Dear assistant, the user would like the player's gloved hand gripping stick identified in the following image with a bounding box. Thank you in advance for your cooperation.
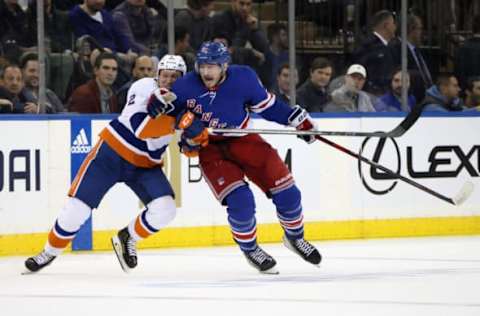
[176,111,209,157]
[287,106,317,144]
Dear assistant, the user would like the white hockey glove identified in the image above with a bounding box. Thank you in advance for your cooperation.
[146,88,177,118]
[287,105,317,144]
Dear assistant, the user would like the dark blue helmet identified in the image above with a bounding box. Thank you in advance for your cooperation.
[196,41,231,67]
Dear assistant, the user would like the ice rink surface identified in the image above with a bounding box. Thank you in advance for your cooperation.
[1,236,480,316]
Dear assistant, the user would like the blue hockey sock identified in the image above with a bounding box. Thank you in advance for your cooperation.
[272,185,304,239]
[225,185,257,252]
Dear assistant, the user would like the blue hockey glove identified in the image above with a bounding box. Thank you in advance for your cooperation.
[178,133,204,158]
[176,111,209,157]
[146,88,176,118]
[176,111,209,147]
[287,105,317,144]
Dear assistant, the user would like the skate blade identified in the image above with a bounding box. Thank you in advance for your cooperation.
[245,258,279,275]
[111,236,131,274]
[260,267,280,275]
[21,270,37,275]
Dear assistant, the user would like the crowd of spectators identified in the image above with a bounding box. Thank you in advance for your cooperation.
[0,0,479,115]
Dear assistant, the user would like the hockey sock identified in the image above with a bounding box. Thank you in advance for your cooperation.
[128,196,176,241]
[225,185,257,251]
[45,197,92,256]
[228,216,257,252]
[272,185,304,239]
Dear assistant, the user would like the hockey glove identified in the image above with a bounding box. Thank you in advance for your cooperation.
[287,105,317,144]
[176,111,209,157]
[146,88,176,118]
[176,111,209,147]
[178,134,204,158]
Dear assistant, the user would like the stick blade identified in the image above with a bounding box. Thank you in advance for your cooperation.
[453,181,475,206]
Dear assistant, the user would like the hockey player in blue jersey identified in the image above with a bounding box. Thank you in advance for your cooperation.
[149,42,321,274]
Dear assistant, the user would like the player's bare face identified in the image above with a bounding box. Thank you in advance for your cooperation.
[158,69,181,89]
[199,64,223,89]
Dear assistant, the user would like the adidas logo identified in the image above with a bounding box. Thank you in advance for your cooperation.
[71,128,92,154]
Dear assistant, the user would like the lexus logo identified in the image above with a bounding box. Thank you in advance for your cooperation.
[358,136,479,196]
[358,136,401,195]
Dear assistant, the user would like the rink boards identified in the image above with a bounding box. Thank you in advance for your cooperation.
[0,113,479,256]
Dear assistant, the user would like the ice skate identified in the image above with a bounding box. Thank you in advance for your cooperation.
[111,227,137,272]
[24,251,56,273]
[283,235,321,266]
[243,246,279,274]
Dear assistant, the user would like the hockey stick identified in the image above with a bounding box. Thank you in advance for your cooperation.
[314,135,474,206]
[209,104,425,138]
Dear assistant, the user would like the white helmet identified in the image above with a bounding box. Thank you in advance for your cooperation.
[157,54,187,76]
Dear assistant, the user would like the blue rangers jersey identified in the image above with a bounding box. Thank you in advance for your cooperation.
[170,65,295,132]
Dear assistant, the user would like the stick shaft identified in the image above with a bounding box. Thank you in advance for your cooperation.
[314,135,455,205]
[208,127,390,137]
[210,105,425,138]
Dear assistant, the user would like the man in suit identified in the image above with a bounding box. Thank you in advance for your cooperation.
[455,15,480,89]
[68,52,119,113]
[353,10,397,95]
[390,14,433,102]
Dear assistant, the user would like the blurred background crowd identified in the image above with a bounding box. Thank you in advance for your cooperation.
[0,0,479,114]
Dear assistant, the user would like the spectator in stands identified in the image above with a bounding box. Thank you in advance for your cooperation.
[173,26,195,72]
[353,10,397,95]
[0,64,39,113]
[20,53,65,113]
[272,63,297,106]
[0,0,30,63]
[390,14,433,102]
[112,0,163,55]
[375,68,416,112]
[296,57,333,112]
[116,55,154,110]
[455,15,480,88]
[422,74,463,112]
[65,36,101,99]
[0,64,14,113]
[211,31,263,71]
[25,0,72,53]
[463,76,480,109]
[211,0,269,79]
[175,0,214,51]
[324,64,376,112]
[69,0,137,62]
[68,52,119,113]
[263,23,289,90]
[156,26,195,72]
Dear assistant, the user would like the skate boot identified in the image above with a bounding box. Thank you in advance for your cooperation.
[283,235,321,265]
[111,227,137,272]
[243,246,279,274]
[25,251,56,273]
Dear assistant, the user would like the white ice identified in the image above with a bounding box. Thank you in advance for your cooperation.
[1,236,480,316]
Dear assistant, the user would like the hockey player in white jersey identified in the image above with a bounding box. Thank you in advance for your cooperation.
[24,54,208,273]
